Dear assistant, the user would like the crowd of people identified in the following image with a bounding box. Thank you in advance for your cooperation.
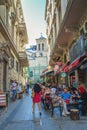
[31,81,87,116]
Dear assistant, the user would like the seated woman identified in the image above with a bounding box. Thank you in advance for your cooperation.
[42,87,51,109]
[71,90,81,101]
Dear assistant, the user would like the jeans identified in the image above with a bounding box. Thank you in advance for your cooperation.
[12,90,17,101]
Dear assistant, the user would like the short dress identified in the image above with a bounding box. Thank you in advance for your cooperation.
[33,92,41,103]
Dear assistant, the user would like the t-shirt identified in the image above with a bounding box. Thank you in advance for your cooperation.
[12,82,17,90]
[61,92,71,101]
[51,88,56,94]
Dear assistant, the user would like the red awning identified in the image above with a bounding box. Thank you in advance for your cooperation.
[60,61,70,71]
[57,61,70,74]
[64,54,87,72]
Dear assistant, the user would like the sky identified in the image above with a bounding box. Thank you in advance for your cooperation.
[21,0,46,47]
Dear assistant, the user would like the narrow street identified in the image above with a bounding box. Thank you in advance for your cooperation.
[0,89,87,130]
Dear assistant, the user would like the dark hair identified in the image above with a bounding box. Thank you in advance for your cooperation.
[33,83,41,93]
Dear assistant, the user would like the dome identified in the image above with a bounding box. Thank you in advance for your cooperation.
[39,33,45,39]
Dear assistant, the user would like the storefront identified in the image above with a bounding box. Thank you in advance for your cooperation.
[64,55,87,87]
[56,35,87,88]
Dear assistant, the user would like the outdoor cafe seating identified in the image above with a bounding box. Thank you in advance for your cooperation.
[41,86,87,118]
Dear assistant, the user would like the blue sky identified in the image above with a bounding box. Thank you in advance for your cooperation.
[21,0,46,47]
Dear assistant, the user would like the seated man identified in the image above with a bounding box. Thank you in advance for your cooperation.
[60,87,71,116]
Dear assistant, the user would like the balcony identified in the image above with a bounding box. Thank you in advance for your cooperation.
[19,51,29,67]
[56,0,87,47]
[69,35,87,62]
[18,22,28,44]
[0,16,18,56]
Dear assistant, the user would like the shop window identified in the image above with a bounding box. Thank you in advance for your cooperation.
[78,69,85,83]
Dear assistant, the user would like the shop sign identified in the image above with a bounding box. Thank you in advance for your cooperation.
[61,72,66,77]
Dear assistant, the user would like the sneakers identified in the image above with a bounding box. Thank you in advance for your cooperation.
[66,111,70,115]
[62,111,70,116]
[62,113,67,117]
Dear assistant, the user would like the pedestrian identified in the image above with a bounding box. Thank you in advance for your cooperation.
[31,82,42,115]
[12,80,17,101]
[27,83,30,94]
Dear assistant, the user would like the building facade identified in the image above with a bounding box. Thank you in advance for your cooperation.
[0,0,29,92]
[27,35,48,82]
[45,0,87,88]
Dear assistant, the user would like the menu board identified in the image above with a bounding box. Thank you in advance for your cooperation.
[0,92,6,107]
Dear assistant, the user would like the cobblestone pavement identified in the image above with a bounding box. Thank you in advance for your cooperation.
[0,90,87,130]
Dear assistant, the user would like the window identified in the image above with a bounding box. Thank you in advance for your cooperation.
[40,53,43,57]
[42,43,44,50]
[38,44,40,50]
[16,61,18,72]
[30,71,33,77]
[11,54,14,68]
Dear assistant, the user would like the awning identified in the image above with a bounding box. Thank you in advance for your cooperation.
[45,70,54,76]
[57,61,70,74]
[64,54,87,72]
[42,68,48,73]
[60,61,70,72]
[40,73,45,78]
[40,70,53,78]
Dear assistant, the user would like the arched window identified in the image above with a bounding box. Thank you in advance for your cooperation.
[42,43,44,50]
[38,44,40,50]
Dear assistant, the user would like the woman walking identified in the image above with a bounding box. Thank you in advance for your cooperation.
[31,82,42,115]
